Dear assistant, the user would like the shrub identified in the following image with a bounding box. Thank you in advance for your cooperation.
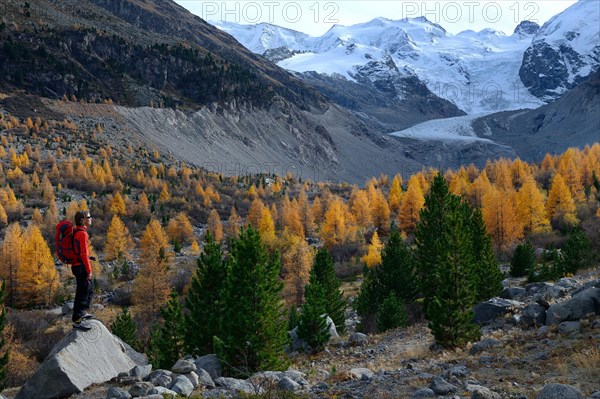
[377,294,408,332]
[510,241,536,277]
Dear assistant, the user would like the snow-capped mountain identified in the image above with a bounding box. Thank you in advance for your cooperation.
[519,0,600,101]
[211,1,599,115]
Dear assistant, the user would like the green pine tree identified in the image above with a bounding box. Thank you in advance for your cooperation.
[288,306,300,332]
[297,283,331,352]
[471,208,503,301]
[377,293,408,332]
[149,290,185,370]
[184,232,227,356]
[510,241,536,278]
[309,248,346,334]
[354,265,383,333]
[0,281,8,391]
[558,227,591,276]
[111,307,138,350]
[217,226,288,376]
[379,227,416,301]
[415,175,480,349]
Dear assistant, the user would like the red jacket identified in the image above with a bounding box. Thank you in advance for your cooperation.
[73,226,93,276]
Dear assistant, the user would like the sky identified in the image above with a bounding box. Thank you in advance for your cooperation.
[174,0,578,36]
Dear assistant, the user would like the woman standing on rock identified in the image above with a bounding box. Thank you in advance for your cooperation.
[71,210,96,331]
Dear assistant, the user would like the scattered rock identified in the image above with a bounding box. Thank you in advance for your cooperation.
[170,375,194,397]
[148,370,172,388]
[214,377,258,395]
[473,298,524,325]
[412,387,435,398]
[194,354,221,379]
[128,381,154,397]
[183,371,199,388]
[196,368,216,388]
[467,384,502,399]
[278,376,302,392]
[546,288,600,325]
[536,383,583,399]
[429,376,457,395]
[520,304,547,327]
[470,339,501,355]
[150,386,177,398]
[348,332,368,346]
[500,287,525,300]
[172,359,196,374]
[106,386,132,399]
[61,301,74,315]
[130,365,152,380]
[558,321,581,334]
[350,368,374,381]
[446,365,469,378]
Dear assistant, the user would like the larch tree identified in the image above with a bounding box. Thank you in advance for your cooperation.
[105,215,135,261]
[258,206,276,247]
[398,175,425,234]
[110,192,126,216]
[132,219,173,321]
[280,196,304,238]
[0,223,22,307]
[361,231,383,268]
[247,198,264,228]
[216,226,288,376]
[350,189,372,231]
[0,204,6,226]
[227,207,242,238]
[370,188,391,236]
[207,209,224,242]
[516,179,550,234]
[388,174,403,214]
[482,186,523,252]
[297,189,316,236]
[185,232,227,356]
[546,173,578,226]
[137,192,151,217]
[166,212,195,245]
[279,231,314,308]
[322,198,353,248]
[18,224,59,307]
[467,170,492,208]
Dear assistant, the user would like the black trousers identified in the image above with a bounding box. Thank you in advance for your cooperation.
[71,265,94,322]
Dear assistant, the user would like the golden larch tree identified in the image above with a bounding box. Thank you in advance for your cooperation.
[207,209,224,242]
[467,170,492,208]
[361,231,383,268]
[227,207,242,238]
[132,219,173,319]
[370,189,390,236]
[158,183,170,204]
[1,222,23,307]
[322,197,355,248]
[18,224,59,307]
[482,186,523,251]
[279,231,315,308]
[546,173,578,225]
[280,196,304,238]
[297,189,315,236]
[350,189,372,230]
[388,174,403,213]
[258,206,276,247]
[516,179,550,234]
[247,198,264,228]
[166,212,195,245]
[110,192,127,215]
[105,215,135,261]
[398,175,425,234]
[0,203,7,226]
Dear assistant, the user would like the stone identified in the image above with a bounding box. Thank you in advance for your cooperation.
[278,376,302,391]
[473,298,524,325]
[348,332,368,346]
[183,371,199,388]
[62,301,74,315]
[467,384,502,399]
[350,368,374,381]
[546,288,600,325]
[170,375,194,397]
[128,381,154,397]
[172,359,196,374]
[15,320,146,399]
[150,386,178,398]
[469,339,501,355]
[521,304,547,327]
[429,376,457,395]
[194,354,221,379]
[200,389,235,398]
[214,377,258,395]
[500,287,525,300]
[196,368,216,388]
[130,365,152,380]
[412,388,435,398]
[106,386,132,399]
[587,391,600,399]
[536,383,583,399]
[148,370,172,387]
[446,366,469,378]
[558,321,581,334]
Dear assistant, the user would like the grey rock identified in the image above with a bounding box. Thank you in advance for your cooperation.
[148,370,172,387]
[348,332,368,346]
[200,389,235,398]
[525,282,552,295]
[536,383,583,399]
[521,304,547,327]
[214,377,258,394]
[473,297,524,325]
[555,277,579,290]
[350,368,374,381]
[15,320,146,399]
[172,359,196,374]
[446,366,469,378]
[429,376,457,395]
[61,301,74,315]
[548,285,569,299]
[314,381,329,391]
[194,354,221,379]
[573,279,600,296]
[129,381,154,397]
[278,376,302,392]
[546,288,600,325]
[196,368,216,388]
[500,287,525,300]
[149,386,177,398]
[470,339,501,355]
[130,365,152,380]
[183,371,199,388]
[467,384,502,399]
[106,387,132,399]
[412,388,435,398]
[588,391,600,399]
[137,395,162,399]
[284,369,307,385]
[170,375,194,397]
[558,321,581,334]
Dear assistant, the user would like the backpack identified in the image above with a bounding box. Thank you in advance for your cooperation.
[55,220,84,264]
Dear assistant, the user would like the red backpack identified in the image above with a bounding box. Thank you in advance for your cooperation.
[55,220,84,264]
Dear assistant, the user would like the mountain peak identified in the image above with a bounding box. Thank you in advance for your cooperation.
[513,20,540,36]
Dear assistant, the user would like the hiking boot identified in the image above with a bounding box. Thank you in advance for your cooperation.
[73,321,92,331]
[81,313,95,320]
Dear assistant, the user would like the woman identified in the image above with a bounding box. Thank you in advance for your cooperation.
[72,210,95,331]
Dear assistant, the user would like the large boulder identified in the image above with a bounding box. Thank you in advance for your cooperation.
[545,288,600,325]
[473,298,524,325]
[15,320,147,399]
[536,383,583,399]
